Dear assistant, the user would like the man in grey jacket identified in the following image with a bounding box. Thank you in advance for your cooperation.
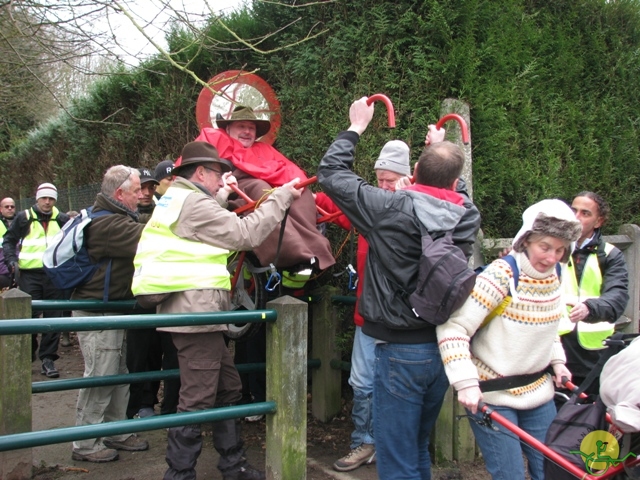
[318,97,481,480]
[132,141,302,480]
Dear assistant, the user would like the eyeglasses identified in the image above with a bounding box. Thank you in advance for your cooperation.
[202,166,223,177]
[2,205,15,209]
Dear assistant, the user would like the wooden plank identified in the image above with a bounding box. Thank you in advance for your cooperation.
[310,286,342,423]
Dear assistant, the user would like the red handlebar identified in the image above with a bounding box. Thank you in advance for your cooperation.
[366,94,396,128]
[435,113,470,145]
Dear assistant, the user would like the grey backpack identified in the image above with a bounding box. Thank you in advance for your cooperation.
[408,226,476,326]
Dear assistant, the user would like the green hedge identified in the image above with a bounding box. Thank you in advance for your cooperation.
[2,0,640,241]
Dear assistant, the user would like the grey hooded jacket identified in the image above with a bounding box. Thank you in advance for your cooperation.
[318,131,481,344]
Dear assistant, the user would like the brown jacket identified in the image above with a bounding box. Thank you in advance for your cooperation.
[157,177,294,333]
[231,172,335,270]
[72,194,145,301]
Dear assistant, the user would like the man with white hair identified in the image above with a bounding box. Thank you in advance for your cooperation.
[70,166,149,463]
[3,182,69,377]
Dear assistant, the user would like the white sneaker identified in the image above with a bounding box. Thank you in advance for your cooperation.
[244,414,265,422]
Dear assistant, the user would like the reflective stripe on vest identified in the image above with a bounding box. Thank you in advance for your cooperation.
[19,207,61,269]
[132,186,230,295]
[559,243,615,350]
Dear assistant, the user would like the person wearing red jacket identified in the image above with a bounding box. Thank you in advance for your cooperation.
[192,106,335,273]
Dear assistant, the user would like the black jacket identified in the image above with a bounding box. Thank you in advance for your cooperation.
[3,205,69,269]
[562,229,630,377]
[318,131,481,344]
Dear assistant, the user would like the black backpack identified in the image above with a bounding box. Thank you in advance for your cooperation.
[408,225,477,326]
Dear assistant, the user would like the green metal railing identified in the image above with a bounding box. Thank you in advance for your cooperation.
[31,299,139,312]
[0,310,276,334]
[32,360,322,394]
[0,403,276,452]
[331,295,356,306]
[0,308,277,452]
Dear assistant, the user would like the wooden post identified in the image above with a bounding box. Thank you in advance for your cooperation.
[310,286,342,422]
[617,224,640,332]
[0,289,32,480]
[265,296,307,480]
[433,99,477,463]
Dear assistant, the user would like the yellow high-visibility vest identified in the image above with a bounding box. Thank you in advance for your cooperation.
[560,243,615,350]
[18,207,61,269]
[132,186,230,295]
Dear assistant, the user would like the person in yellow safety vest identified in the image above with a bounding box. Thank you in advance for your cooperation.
[132,141,302,480]
[0,197,16,288]
[559,191,630,395]
[2,183,70,378]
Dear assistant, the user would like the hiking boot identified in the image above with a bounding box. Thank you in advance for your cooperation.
[223,464,266,480]
[333,443,376,472]
[60,332,72,347]
[103,434,149,451]
[41,358,59,378]
[72,448,119,463]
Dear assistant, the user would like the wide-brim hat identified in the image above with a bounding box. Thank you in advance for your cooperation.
[174,141,233,173]
[216,105,272,139]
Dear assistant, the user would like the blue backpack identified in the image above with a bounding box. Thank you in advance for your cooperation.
[476,255,561,327]
[43,207,113,299]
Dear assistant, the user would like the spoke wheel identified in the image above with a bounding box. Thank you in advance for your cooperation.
[226,253,266,341]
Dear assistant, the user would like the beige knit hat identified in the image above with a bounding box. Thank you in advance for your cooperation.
[36,183,58,201]
[374,140,411,176]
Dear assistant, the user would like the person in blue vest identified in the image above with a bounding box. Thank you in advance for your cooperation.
[559,191,630,395]
[3,183,69,377]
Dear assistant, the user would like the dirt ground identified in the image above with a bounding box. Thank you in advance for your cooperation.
[28,334,491,480]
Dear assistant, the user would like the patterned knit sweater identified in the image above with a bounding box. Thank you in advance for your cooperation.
[436,252,567,410]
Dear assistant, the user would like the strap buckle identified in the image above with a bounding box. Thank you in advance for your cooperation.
[347,264,358,291]
[265,264,281,292]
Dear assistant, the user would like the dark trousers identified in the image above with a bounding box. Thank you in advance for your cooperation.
[164,331,244,480]
[126,328,180,418]
[20,268,63,361]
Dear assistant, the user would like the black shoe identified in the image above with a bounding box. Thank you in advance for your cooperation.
[41,358,59,378]
[223,465,266,480]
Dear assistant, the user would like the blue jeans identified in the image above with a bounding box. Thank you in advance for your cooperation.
[467,400,557,480]
[348,326,376,448]
[373,342,449,480]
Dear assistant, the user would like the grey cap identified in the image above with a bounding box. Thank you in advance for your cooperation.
[374,140,411,176]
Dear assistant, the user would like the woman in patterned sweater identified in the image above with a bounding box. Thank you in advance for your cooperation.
[437,199,582,480]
